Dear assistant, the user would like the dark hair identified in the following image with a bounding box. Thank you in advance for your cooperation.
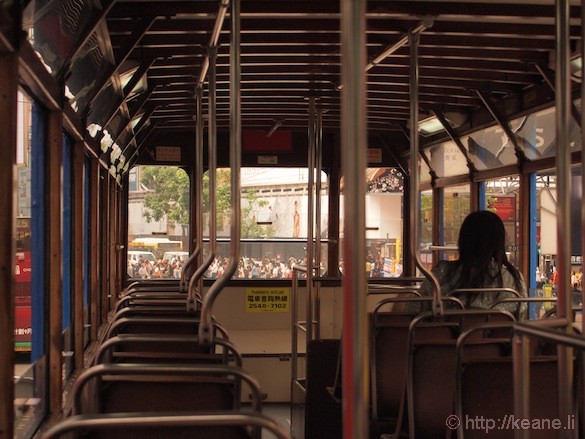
[447,210,523,291]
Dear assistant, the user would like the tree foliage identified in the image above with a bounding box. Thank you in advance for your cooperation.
[141,166,190,225]
[140,166,273,238]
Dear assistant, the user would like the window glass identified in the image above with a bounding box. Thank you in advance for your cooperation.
[203,168,329,279]
[340,168,404,278]
[365,168,404,278]
[429,139,468,178]
[441,185,471,250]
[22,0,101,76]
[468,124,518,169]
[127,165,190,280]
[534,169,582,309]
[483,176,521,266]
[419,189,433,270]
[15,89,47,438]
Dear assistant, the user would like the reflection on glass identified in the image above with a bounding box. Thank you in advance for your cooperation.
[483,176,520,266]
[23,0,98,76]
[442,185,471,249]
[419,190,433,270]
[429,140,468,177]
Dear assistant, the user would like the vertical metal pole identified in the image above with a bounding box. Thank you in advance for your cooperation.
[199,0,240,344]
[513,333,530,439]
[291,268,299,385]
[307,97,315,344]
[48,109,63,417]
[409,31,443,316]
[208,44,218,266]
[315,110,323,339]
[554,0,574,431]
[340,0,369,437]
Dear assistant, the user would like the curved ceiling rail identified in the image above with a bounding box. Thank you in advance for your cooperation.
[181,86,204,297]
[197,0,230,87]
[199,0,241,345]
[187,45,219,309]
[184,0,230,302]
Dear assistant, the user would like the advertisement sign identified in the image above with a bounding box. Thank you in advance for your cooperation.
[491,195,516,222]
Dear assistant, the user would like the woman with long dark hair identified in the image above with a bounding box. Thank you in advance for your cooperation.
[416,210,527,317]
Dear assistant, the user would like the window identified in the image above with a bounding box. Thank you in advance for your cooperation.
[127,165,190,280]
[340,168,404,278]
[203,168,329,279]
[14,89,47,438]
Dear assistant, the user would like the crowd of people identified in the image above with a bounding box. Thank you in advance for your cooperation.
[128,254,314,280]
[128,255,185,279]
[206,255,310,279]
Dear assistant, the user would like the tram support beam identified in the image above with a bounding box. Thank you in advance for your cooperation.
[101,59,157,133]
[80,17,156,121]
[73,142,85,372]
[475,90,528,167]
[0,51,18,439]
[534,63,581,129]
[48,109,64,418]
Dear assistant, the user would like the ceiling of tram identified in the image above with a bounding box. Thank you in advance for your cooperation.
[17,0,583,171]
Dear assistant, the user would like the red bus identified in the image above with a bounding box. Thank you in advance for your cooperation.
[15,218,31,352]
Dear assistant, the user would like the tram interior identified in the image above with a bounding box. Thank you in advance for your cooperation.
[2,0,585,438]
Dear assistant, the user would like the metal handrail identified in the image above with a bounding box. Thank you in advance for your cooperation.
[42,412,292,439]
[512,320,582,439]
[291,265,308,393]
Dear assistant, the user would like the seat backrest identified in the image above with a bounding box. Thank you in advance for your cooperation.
[95,335,240,367]
[459,357,558,439]
[73,364,262,416]
[370,298,465,438]
[406,310,515,438]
